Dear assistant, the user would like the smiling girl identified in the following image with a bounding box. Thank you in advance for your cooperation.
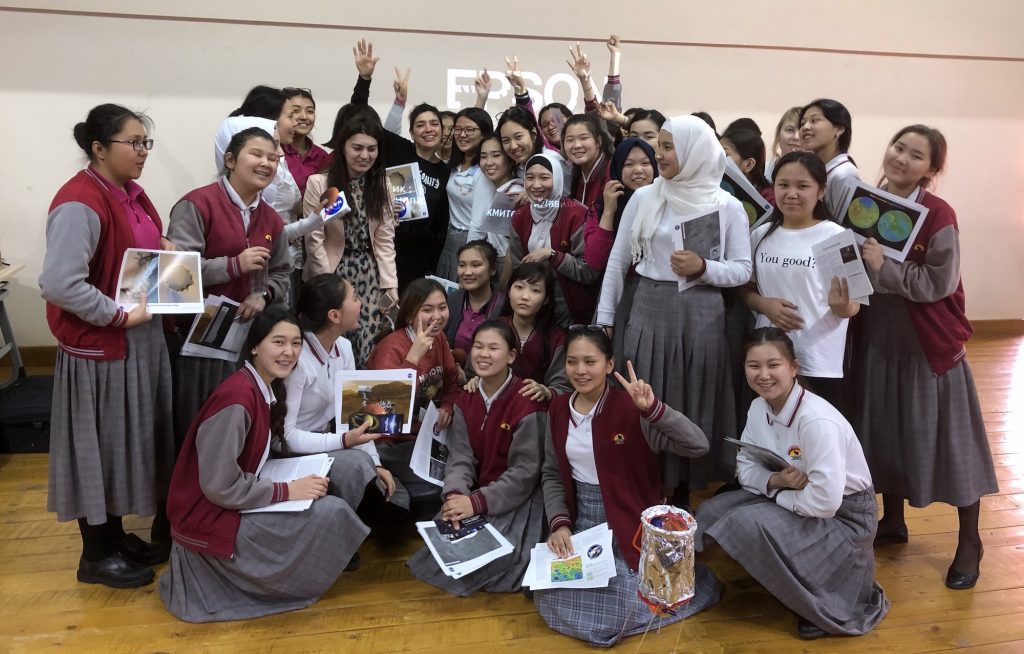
[408,320,548,595]
[765,106,802,180]
[168,127,291,446]
[799,99,859,220]
[467,135,525,262]
[696,328,888,640]
[561,114,614,211]
[445,240,506,361]
[534,328,719,646]
[160,308,366,622]
[850,125,997,590]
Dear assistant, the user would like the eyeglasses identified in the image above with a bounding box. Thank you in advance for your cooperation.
[107,139,154,152]
[452,127,480,136]
[568,324,604,333]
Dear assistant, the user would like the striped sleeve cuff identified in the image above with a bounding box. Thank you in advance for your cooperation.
[549,514,572,532]
[227,256,241,279]
[514,92,530,105]
[607,74,621,85]
[109,308,128,328]
[550,250,565,268]
[641,398,666,424]
[470,491,488,516]
[271,482,290,503]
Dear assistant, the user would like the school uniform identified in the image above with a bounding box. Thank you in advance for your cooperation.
[167,178,290,446]
[407,373,547,595]
[283,141,331,198]
[535,386,720,647]
[849,188,997,507]
[40,168,175,526]
[568,154,611,211]
[366,328,462,500]
[695,383,890,635]
[824,153,860,223]
[496,316,571,396]
[280,332,410,509]
[468,177,525,263]
[159,364,366,622]
[444,287,507,355]
[437,164,483,281]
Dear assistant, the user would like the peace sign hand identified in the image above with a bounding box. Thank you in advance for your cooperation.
[613,360,655,412]
[566,42,591,80]
[504,56,526,94]
[393,67,411,103]
[473,70,492,100]
[406,315,435,365]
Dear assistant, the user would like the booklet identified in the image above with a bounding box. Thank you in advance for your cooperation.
[179,295,252,362]
[115,248,204,314]
[724,437,789,472]
[415,519,514,578]
[835,179,929,262]
[335,369,417,434]
[671,207,724,292]
[522,523,616,590]
[477,192,519,236]
[387,163,429,222]
[241,453,333,513]
[809,229,874,303]
[720,160,773,231]
[410,402,449,487]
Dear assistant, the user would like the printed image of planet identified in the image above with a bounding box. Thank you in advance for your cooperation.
[878,210,913,243]
[720,179,736,195]
[742,201,758,225]
[847,197,879,228]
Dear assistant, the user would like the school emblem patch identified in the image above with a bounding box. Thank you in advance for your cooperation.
[787,446,802,460]
[612,433,625,445]
[500,422,511,431]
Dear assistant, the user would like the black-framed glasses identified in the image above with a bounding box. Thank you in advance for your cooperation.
[107,138,154,152]
[568,324,604,333]
[452,126,480,136]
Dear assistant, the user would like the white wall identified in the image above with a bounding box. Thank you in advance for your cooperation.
[1,1,1022,346]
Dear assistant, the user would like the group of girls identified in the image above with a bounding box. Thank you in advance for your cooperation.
[40,31,995,647]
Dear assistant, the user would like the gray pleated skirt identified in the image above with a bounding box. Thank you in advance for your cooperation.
[299,447,378,510]
[615,278,737,490]
[436,228,469,282]
[171,354,239,446]
[376,440,436,506]
[696,488,890,635]
[535,482,721,648]
[48,319,175,524]
[849,295,997,507]
[407,486,545,596]
[158,495,367,623]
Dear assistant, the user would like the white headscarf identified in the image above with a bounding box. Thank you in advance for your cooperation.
[526,152,565,224]
[629,115,730,263]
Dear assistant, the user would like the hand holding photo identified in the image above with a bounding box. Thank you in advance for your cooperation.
[116,248,204,314]
[836,180,929,262]
[387,163,429,221]
[336,369,418,435]
[721,159,773,230]
[671,208,724,292]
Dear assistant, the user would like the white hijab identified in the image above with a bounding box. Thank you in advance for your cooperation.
[526,152,564,224]
[630,115,729,263]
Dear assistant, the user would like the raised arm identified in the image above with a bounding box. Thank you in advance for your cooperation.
[350,38,379,105]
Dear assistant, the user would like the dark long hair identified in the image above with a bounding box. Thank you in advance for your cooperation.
[324,118,391,221]
[230,85,286,120]
[448,107,494,170]
[222,127,275,178]
[73,104,152,163]
[743,327,797,361]
[472,319,519,357]
[592,137,658,232]
[562,114,614,196]
[373,278,447,345]
[800,98,853,156]
[721,127,770,192]
[243,307,301,445]
[881,124,947,190]
[297,273,350,333]
[758,151,830,256]
[502,262,559,380]
[497,106,543,161]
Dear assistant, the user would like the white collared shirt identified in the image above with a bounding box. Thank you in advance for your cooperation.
[566,389,605,485]
[479,369,514,412]
[221,176,260,231]
[823,153,860,222]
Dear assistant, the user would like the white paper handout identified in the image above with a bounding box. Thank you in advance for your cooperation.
[522,523,616,590]
[835,180,930,262]
[809,229,874,302]
[335,369,418,434]
[477,192,518,236]
[387,163,429,221]
[721,159,773,232]
[672,207,725,292]
[115,248,204,314]
[724,437,789,472]
[179,295,252,362]
[415,520,514,578]
[411,402,449,487]
[241,453,333,513]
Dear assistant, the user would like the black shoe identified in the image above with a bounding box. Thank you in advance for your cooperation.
[116,533,170,566]
[797,617,828,640]
[77,552,155,589]
[873,524,909,546]
[945,544,984,590]
[344,551,361,572]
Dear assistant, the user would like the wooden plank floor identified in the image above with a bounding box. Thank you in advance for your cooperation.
[1,334,1022,653]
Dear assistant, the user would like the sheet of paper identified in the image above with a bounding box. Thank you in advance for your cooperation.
[335,368,418,434]
[809,229,874,301]
[721,159,772,231]
[477,192,518,236]
[179,295,252,362]
[410,402,448,487]
[672,208,724,292]
[241,453,332,513]
[416,520,514,578]
[523,523,616,590]
[115,248,204,314]
[835,180,930,262]
[724,437,789,472]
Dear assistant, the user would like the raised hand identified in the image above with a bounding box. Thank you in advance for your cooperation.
[596,100,626,125]
[393,67,411,103]
[353,38,379,80]
[504,55,526,95]
[606,34,621,55]
[406,315,435,364]
[613,360,655,412]
[473,70,492,99]
[566,41,591,80]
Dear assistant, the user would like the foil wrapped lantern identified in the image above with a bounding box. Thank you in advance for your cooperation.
[636,505,697,614]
